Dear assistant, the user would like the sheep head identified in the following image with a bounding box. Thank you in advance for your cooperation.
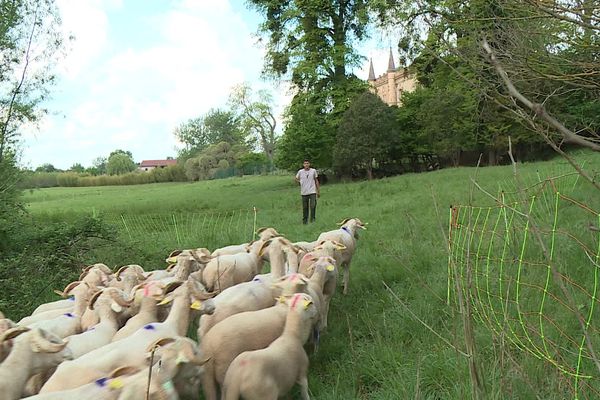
[89,287,133,313]
[272,273,310,298]
[256,227,281,241]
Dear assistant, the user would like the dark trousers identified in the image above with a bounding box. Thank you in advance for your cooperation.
[302,193,317,224]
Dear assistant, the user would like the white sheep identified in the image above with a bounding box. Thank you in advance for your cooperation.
[39,278,215,392]
[111,281,165,342]
[259,236,300,277]
[21,281,94,326]
[197,273,309,338]
[200,294,304,400]
[221,293,317,400]
[298,239,345,276]
[202,244,265,293]
[65,287,133,359]
[0,327,73,400]
[304,256,337,332]
[317,218,367,294]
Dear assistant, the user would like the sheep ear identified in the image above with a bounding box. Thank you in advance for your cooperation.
[1,326,30,342]
[146,337,176,353]
[110,366,140,378]
[256,227,267,234]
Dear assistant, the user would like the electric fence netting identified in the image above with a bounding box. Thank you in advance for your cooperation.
[112,208,258,250]
[448,172,600,399]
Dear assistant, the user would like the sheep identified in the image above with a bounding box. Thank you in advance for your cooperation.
[66,287,133,359]
[303,256,337,332]
[0,318,16,362]
[39,278,215,392]
[197,273,310,338]
[108,264,146,293]
[316,218,366,294]
[27,281,98,339]
[21,281,94,326]
[202,243,265,293]
[200,294,310,400]
[111,281,165,342]
[259,236,300,277]
[211,242,254,257]
[0,327,73,400]
[298,239,345,276]
[222,293,317,400]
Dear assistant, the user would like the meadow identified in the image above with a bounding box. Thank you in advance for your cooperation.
[23,150,600,399]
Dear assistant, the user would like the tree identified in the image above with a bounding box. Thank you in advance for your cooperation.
[333,91,399,179]
[0,0,64,163]
[203,108,244,146]
[69,163,85,173]
[35,163,58,173]
[106,151,136,175]
[228,83,277,165]
[247,0,376,168]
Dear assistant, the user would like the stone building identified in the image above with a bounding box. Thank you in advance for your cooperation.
[368,48,417,106]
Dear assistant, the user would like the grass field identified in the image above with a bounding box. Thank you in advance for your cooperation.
[23,150,600,399]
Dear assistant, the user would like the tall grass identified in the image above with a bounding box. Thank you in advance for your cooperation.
[21,150,600,399]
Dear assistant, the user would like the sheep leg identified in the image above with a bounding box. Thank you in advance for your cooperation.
[342,263,350,295]
[202,362,219,400]
[322,295,331,331]
[298,375,310,400]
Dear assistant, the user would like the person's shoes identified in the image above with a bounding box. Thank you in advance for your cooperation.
[303,221,308,225]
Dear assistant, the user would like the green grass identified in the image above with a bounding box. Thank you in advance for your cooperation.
[22,150,600,399]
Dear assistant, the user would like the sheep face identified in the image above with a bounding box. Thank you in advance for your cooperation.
[26,328,73,371]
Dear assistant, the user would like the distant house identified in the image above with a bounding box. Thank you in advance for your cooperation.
[138,159,177,172]
[367,48,417,107]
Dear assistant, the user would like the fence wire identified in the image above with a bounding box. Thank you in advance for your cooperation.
[449,173,600,399]
[110,208,258,250]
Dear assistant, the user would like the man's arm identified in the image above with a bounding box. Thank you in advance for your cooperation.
[294,171,300,184]
[314,174,320,197]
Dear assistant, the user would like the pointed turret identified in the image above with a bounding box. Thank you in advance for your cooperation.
[387,47,396,71]
[368,58,375,81]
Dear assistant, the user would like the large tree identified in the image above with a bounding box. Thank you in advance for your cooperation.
[106,150,136,175]
[248,0,376,168]
[228,83,277,165]
[333,91,399,179]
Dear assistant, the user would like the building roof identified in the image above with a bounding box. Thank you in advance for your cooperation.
[387,47,396,71]
[368,58,376,81]
[139,159,177,167]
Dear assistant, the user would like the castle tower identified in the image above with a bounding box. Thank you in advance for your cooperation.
[386,47,398,105]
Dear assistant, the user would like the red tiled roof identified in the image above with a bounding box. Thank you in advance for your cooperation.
[139,159,177,167]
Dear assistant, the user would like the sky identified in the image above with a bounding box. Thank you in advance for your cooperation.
[20,0,400,170]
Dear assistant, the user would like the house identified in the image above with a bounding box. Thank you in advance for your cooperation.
[138,159,177,172]
[367,48,417,107]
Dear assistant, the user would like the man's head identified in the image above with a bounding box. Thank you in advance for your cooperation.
[303,159,310,170]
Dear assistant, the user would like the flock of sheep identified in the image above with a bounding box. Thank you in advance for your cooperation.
[0,217,367,399]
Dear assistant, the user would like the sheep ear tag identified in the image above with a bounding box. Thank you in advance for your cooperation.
[176,353,190,364]
[111,303,123,313]
[303,300,312,310]
[190,300,202,310]
[158,296,173,306]
[326,265,335,272]
[108,378,124,390]
[166,256,178,264]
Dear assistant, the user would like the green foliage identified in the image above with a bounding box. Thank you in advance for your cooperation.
[175,108,245,161]
[0,0,64,162]
[35,163,58,172]
[333,91,399,179]
[184,141,249,181]
[69,163,85,173]
[106,151,137,175]
[0,215,116,319]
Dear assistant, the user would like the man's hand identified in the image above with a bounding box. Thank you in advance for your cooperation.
[317,192,320,198]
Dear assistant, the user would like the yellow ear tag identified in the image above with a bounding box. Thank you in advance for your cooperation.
[277,296,286,304]
[190,300,202,310]
[108,378,124,390]
[176,353,190,364]
[158,296,172,306]
[303,300,312,310]
[166,256,178,264]
[326,265,335,272]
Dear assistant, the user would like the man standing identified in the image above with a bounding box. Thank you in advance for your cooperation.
[295,159,320,224]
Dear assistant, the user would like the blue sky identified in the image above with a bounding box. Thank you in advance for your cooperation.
[21,0,399,170]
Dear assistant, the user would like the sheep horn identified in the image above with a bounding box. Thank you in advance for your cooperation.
[337,218,351,226]
[163,281,184,295]
[57,281,82,298]
[168,249,183,258]
[256,227,267,234]
[88,289,104,310]
[30,328,68,353]
[114,265,130,281]
[109,289,134,307]
[1,326,30,342]
[94,264,113,275]
[258,239,272,257]
[146,337,176,353]
[109,366,141,378]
